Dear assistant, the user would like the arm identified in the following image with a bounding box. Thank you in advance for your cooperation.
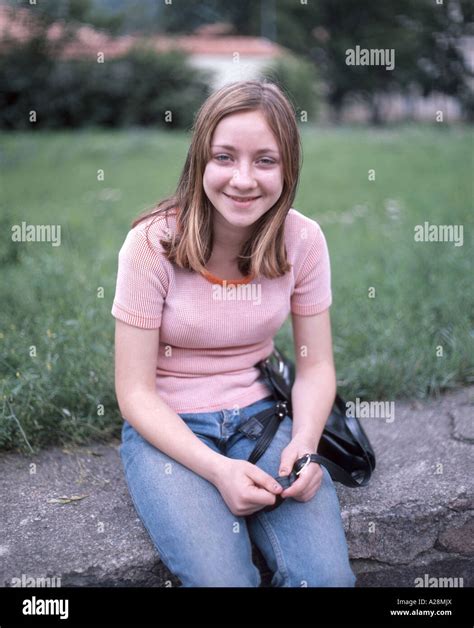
[288,222,335,448]
[114,319,281,514]
[278,309,336,500]
[290,308,336,449]
[114,319,226,485]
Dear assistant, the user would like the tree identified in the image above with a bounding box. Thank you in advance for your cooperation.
[143,0,474,123]
[273,0,473,123]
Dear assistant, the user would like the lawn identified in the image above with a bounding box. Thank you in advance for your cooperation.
[0,124,472,453]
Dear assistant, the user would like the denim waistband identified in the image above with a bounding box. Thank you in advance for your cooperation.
[177,394,276,446]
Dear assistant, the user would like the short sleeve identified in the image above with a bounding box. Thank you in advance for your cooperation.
[111,227,168,329]
[290,225,332,316]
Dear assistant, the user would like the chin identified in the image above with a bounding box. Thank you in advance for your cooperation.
[224,214,254,227]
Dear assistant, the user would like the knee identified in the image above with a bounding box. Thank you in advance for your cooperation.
[312,564,357,587]
[180,564,261,587]
[276,563,356,588]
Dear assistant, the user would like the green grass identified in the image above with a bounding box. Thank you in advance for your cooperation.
[0,125,473,453]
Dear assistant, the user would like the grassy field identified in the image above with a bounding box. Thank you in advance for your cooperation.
[0,125,473,453]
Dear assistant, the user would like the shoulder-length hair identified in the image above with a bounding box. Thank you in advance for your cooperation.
[133,79,302,279]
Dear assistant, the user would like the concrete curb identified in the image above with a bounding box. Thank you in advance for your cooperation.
[1,387,472,587]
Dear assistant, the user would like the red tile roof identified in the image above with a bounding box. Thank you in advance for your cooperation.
[0,6,284,59]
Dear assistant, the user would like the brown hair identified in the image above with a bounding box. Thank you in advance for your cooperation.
[133,79,302,279]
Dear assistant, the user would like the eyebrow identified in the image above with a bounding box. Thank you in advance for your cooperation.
[212,144,279,154]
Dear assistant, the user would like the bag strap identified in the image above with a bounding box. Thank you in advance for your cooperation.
[246,413,372,487]
[264,350,375,471]
[253,352,375,487]
[296,453,371,487]
[247,401,288,465]
[310,453,372,487]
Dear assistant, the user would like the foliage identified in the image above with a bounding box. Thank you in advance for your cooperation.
[260,54,321,122]
[0,44,212,130]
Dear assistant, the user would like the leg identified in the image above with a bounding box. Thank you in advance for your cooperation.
[119,420,260,587]
[227,414,357,587]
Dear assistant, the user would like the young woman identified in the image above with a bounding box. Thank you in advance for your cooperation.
[112,80,356,588]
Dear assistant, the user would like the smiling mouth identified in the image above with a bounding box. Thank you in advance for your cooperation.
[224,194,261,201]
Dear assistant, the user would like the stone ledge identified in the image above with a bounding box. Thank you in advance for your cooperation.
[1,386,472,587]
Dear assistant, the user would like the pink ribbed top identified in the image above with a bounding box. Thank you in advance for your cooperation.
[111,208,332,413]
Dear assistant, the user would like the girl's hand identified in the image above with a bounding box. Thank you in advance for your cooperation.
[278,436,323,502]
[213,458,283,517]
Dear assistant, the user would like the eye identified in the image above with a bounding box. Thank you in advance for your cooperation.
[213,154,277,165]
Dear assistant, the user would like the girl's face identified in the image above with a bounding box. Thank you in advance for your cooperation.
[203,110,284,231]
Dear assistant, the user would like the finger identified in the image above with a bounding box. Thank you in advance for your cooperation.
[298,463,323,485]
[278,449,298,477]
[286,481,317,502]
[293,488,317,503]
[248,466,282,495]
[246,485,278,506]
[290,474,323,502]
[281,474,311,498]
[281,467,321,498]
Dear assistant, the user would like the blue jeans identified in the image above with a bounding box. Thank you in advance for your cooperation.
[119,395,356,587]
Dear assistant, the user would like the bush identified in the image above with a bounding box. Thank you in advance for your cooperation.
[0,43,212,130]
[259,54,321,123]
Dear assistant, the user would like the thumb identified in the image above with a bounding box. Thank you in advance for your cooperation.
[278,445,299,477]
[248,465,282,495]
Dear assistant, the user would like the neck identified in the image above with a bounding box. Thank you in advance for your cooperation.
[212,213,252,260]
[211,238,241,261]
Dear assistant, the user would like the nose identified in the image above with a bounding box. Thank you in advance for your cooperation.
[230,164,258,192]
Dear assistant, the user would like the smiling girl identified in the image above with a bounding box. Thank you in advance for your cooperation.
[112,80,356,587]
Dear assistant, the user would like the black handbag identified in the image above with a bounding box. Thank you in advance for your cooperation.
[239,347,376,492]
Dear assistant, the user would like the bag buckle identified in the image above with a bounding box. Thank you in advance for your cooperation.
[295,453,312,476]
